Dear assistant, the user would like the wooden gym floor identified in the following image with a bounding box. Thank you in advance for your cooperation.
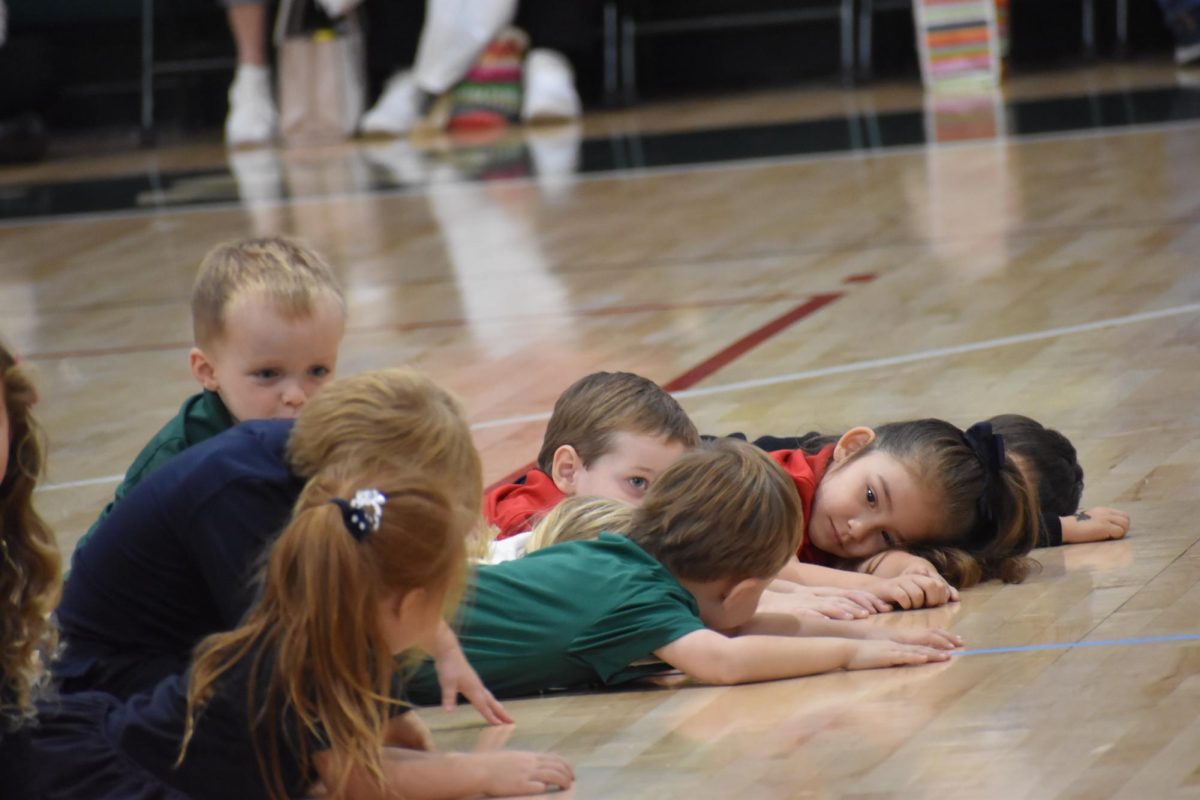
[3,62,1199,798]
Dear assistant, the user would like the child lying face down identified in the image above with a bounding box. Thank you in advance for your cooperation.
[410,439,960,703]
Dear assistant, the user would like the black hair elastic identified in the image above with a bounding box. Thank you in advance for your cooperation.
[962,421,1006,531]
[329,488,387,542]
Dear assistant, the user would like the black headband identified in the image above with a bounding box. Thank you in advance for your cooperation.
[962,421,1006,533]
[329,489,387,542]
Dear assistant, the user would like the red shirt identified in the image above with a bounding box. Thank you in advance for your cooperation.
[484,469,567,540]
[769,445,836,566]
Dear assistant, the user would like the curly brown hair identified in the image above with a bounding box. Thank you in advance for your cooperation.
[0,346,61,728]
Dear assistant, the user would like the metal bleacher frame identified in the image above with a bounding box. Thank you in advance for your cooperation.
[140,0,237,144]
[603,0,857,104]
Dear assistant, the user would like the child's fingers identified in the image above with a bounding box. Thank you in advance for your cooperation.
[537,754,576,786]
[483,694,514,725]
[461,686,513,725]
[824,598,868,619]
[925,629,964,649]
[909,647,952,663]
[845,589,890,614]
[882,584,916,610]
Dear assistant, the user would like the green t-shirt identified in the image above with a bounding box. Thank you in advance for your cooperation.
[407,533,706,702]
[76,390,235,551]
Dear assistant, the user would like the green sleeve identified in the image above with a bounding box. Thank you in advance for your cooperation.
[75,392,232,553]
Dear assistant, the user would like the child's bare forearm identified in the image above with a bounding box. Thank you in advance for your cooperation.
[858,551,940,579]
[319,750,495,800]
[780,561,876,590]
[738,612,872,640]
[702,635,857,683]
[381,752,493,800]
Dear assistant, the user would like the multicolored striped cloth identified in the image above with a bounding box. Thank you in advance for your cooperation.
[914,0,1002,91]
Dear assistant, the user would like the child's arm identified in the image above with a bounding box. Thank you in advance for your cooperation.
[736,612,962,650]
[314,748,575,800]
[384,711,435,751]
[760,583,889,619]
[654,626,952,686]
[426,620,514,724]
[858,550,940,579]
[1061,507,1130,543]
[777,560,959,609]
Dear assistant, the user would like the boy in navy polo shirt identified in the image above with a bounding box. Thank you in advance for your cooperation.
[76,236,346,551]
[56,369,511,725]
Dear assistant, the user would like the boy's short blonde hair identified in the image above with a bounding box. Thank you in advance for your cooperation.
[627,438,801,583]
[536,372,699,473]
[191,236,346,347]
[288,369,483,515]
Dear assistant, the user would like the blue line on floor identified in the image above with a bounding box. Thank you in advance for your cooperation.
[956,633,1200,657]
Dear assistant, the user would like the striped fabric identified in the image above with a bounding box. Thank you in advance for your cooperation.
[914,0,1001,91]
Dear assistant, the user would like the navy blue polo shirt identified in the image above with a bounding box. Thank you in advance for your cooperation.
[55,420,306,698]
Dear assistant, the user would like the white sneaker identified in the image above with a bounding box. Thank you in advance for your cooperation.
[225,65,278,147]
[361,71,422,136]
[521,49,581,123]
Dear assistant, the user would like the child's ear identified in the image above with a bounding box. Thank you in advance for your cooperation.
[188,347,220,392]
[550,445,584,495]
[833,426,876,463]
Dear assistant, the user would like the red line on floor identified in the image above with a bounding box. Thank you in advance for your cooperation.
[661,293,841,392]
[485,291,845,492]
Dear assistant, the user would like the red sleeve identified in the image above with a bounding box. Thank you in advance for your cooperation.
[483,470,567,540]
[769,446,837,566]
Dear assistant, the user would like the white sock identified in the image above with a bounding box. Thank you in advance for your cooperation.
[235,63,271,86]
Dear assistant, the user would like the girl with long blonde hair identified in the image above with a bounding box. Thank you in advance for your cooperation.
[0,345,60,728]
[0,345,62,798]
[31,464,573,799]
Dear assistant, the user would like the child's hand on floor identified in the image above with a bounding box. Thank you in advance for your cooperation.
[844,639,953,671]
[470,751,575,796]
[870,574,959,609]
[809,586,892,614]
[865,625,963,650]
[1062,507,1130,543]
[386,710,436,751]
[430,623,514,724]
[759,585,887,620]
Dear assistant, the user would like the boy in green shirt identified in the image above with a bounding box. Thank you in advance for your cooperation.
[77,237,346,549]
[409,439,961,702]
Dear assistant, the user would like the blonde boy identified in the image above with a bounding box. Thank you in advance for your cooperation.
[78,237,346,548]
[485,371,700,541]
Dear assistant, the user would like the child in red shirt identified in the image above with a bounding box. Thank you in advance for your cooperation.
[485,371,699,542]
[763,419,1041,610]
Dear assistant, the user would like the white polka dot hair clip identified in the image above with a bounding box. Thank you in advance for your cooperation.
[329,488,387,542]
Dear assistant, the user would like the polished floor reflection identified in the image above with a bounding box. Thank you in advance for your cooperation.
[5,83,1200,221]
